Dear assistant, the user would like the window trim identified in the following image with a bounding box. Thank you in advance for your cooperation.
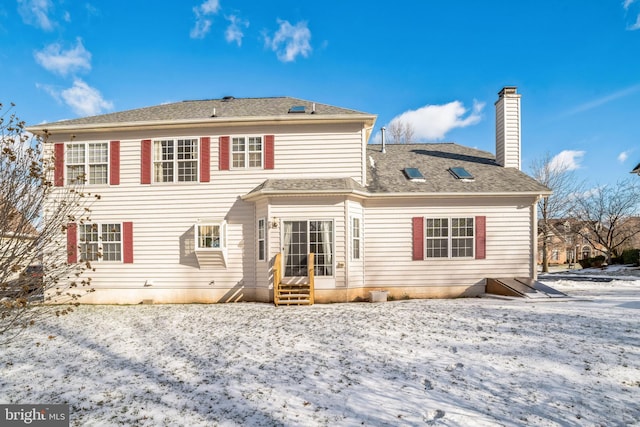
[152,137,200,183]
[194,221,227,251]
[257,218,266,261]
[65,142,110,185]
[351,216,361,260]
[231,135,264,169]
[424,216,475,259]
[78,222,123,263]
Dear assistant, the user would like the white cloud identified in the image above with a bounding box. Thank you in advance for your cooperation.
[265,20,312,62]
[387,100,484,141]
[628,14,640,30]
[18,0,54,31]
[618,151,630,163]
[549,150,585,172]
[190,0,220,39]
[34,38,91,76]
[565,84,640,115]
[225,15,248,46]
[60,79,113,116]
[624,0,636,10]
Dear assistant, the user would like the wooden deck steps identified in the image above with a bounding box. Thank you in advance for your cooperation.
[273,252,315,306]
[276,283,312,305]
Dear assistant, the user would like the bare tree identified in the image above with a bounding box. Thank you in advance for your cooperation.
[0,103,97,344]
[388,120,416,144]
[403,121,415,144]
[572,178,640,264]
[530,153,584,272]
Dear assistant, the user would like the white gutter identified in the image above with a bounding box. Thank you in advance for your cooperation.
[26,114,378,135]
[242,188,551,202]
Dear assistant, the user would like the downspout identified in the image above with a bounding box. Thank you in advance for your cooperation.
[531,196,540,279]
[344,198,350,301]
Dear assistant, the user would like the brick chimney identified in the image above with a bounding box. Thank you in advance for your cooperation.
[495,87,521,169]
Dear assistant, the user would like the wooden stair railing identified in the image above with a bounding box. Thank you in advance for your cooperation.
[273,253,314,306]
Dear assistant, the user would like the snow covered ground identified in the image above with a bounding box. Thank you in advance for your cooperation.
[1,269,639,426]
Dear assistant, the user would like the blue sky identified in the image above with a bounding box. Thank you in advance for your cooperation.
[2,0,640,187]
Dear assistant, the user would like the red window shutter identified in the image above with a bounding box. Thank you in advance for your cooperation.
[123,222,134,264]
[219,136,230,170]
[412,217,424,261]
[200,137,210,182]
[67,223,78,263]
[54,143,65,187]
[475,216,486,259]
[110,140,120,185]
[264,135,275,169]
[141,139,152,184]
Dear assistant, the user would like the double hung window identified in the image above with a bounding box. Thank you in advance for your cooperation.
[66,142,108,185]
[232,136,262,168]
[351,217,361,260]
[426,217,474,258]
[153,139,198,182]
[79,223,122,262]
[257,218,266,261]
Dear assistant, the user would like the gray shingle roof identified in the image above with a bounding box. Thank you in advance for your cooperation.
[246,178,366,196]
[36,97,373,128]
[367,143,550,194]
[632,162,640,174]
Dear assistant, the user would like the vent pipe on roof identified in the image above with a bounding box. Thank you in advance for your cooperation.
[381,127,386,153]
[211,107,217,117]
[311,103,316,114]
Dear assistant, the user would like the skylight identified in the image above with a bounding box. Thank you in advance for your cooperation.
[449,167,475,181]
[288,105,306,113]
[403,168,425,182]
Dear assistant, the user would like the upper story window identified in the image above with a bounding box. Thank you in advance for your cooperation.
[66,142,108,185]
[232,136,262,168]
[153,139,198,183]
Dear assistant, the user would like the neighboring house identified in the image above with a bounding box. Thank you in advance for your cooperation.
[0,200,39,282]
[26,87,550,304]
[632,162,640,175]
[537,219,602,266]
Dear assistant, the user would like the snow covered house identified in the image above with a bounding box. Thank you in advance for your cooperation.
[27,87,550,304]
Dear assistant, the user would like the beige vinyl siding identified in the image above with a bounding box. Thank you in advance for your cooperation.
[346,199,365,288]
[495,95,521,169]
[363,197,535,289]
[44,122,366,303]
[268,197,347,289]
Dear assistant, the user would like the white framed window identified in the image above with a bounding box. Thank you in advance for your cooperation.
[232,136,262,168]
[195,222,227,250]
[153,138,198,182]
[258,218,266,261]
[79,223,122,262]
[351,217,361,260]
[426,217,474,259]
[66,142,108,185]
